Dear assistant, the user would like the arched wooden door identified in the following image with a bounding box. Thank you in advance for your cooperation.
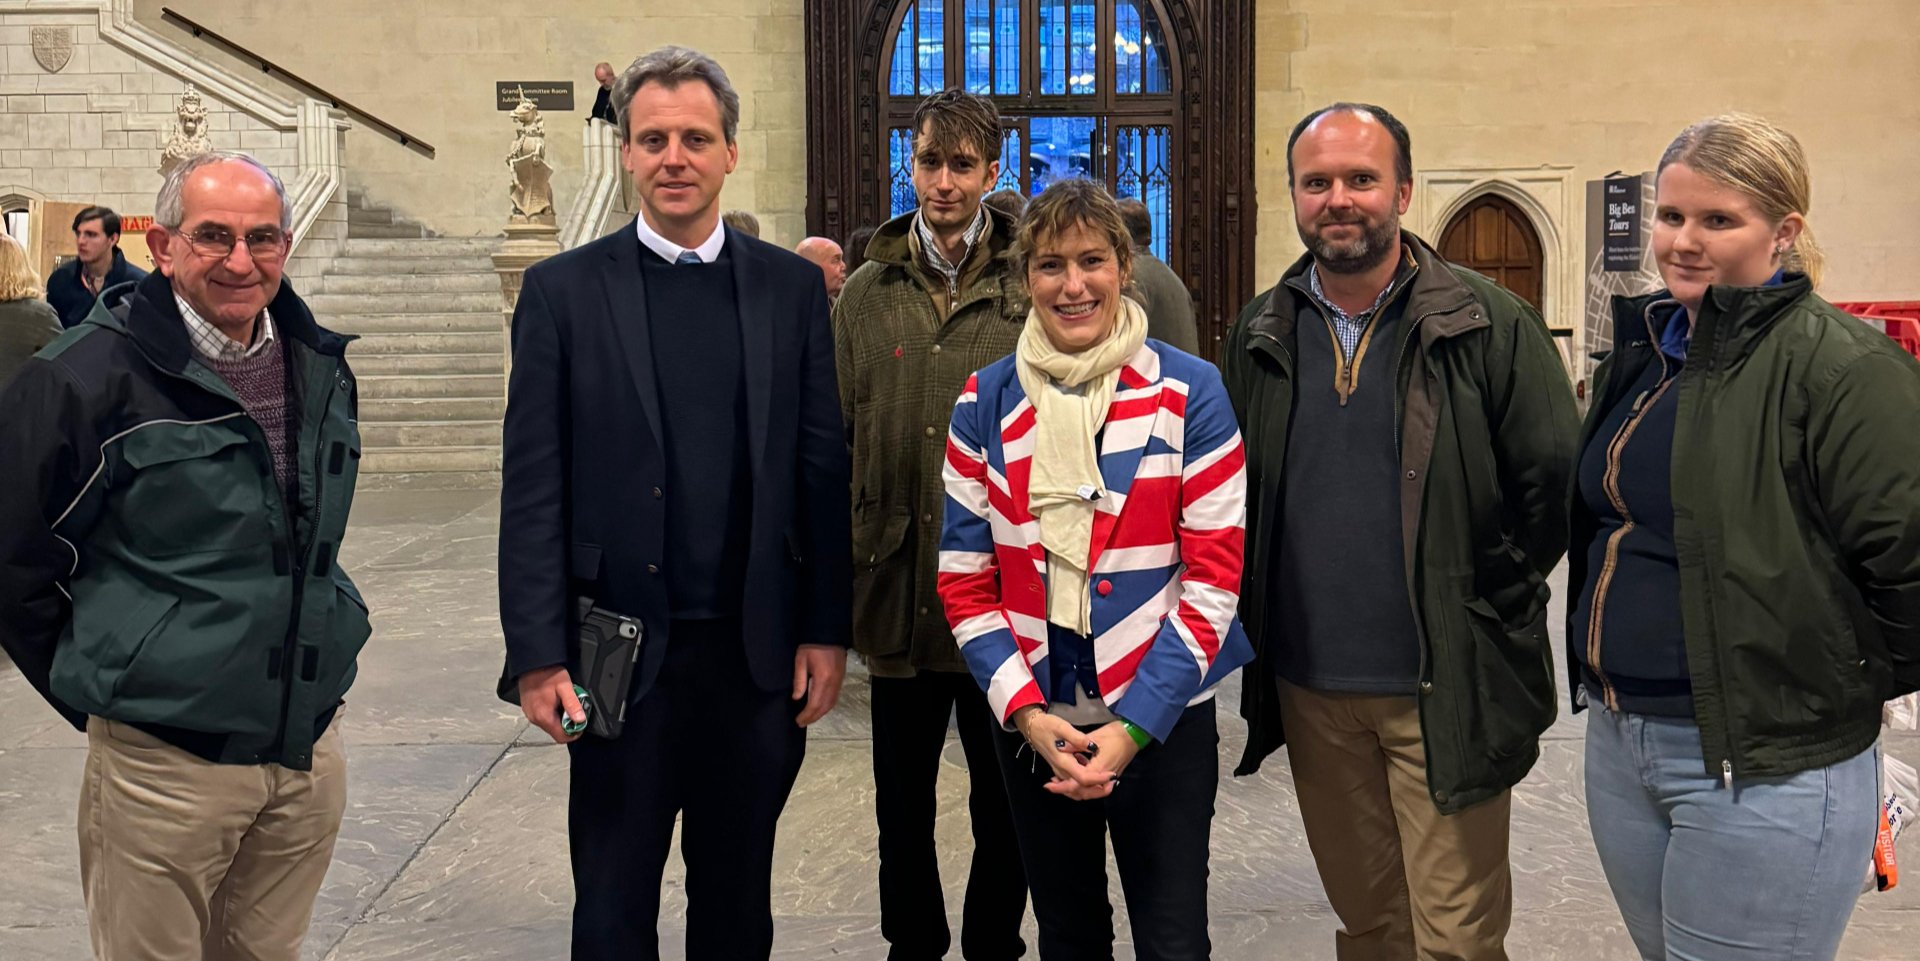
[805,0,1256,358]
[1439,194,1543,310]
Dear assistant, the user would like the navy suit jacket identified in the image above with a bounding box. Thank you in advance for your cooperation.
[497,222,851,703]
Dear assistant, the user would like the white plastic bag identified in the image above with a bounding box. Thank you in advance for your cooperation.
[1864,694,1917,893]
[1887,693,1919,731]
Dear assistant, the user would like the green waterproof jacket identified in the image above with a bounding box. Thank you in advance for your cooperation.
[1223,233,1580,814]
[0,272,369,771]
[1574,278,1920,780]
[833,208,1027,676]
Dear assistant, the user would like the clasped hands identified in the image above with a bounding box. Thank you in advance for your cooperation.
[1011,704,1141,801]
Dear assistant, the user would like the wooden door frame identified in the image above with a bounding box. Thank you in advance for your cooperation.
[805,0,1257,358]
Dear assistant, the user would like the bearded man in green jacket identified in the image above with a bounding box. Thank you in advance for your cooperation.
[1222,103,1579,961]
[831,87,1030,960]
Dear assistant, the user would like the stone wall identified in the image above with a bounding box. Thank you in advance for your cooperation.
[0,8,302,223]
[1254,0,1920,305]
[143,0,809,245]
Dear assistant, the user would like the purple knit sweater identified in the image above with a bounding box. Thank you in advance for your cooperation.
[204,343,294,493]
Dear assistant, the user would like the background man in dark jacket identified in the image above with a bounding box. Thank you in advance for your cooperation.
[1222,103,1577,961]
[588,61,617,124]
[1115,197,1199,354]
[497,46,851,961]
[45,205,147,328]
[831,88,1030,961]
[0,152,368,961]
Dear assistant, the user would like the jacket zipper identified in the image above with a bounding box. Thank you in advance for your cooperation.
[1385,293,1473,732]
[1584,299,1675,713]
[271,355,342,757]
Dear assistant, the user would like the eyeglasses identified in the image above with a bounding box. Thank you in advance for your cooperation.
[180,226,289,263]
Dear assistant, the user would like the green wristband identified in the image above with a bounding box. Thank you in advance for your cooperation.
[1120,719,1152,748]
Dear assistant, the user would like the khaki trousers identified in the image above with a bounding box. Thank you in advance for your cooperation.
[78,717,348,961]
[1277,678,1512,961]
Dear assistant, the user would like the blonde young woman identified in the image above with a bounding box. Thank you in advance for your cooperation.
[938,178,1252,959]
[1570,113,1920,960]
[0,233,62,386]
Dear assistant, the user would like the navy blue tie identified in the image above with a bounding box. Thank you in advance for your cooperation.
[675,251,702,265]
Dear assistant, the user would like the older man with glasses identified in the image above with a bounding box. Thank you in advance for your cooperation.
[0,151,370,961]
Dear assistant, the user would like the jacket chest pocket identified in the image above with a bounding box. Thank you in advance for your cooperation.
[110,420,273,556]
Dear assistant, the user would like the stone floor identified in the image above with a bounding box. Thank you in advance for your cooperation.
[1,488,1915,960]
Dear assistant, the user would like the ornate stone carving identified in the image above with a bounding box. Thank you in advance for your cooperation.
[31,27,73,74]
[505,94,556,226]
[158,85,213,176]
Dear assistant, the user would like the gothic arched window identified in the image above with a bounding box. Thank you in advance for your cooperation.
[882,0,1179,264]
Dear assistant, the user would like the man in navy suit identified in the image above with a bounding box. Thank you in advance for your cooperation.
[496,44,852,961]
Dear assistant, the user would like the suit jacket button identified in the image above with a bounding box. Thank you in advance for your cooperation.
[647,564,660,574]
[651,487,663,499]
[1097,579,1112,596]
[924,426,938,438]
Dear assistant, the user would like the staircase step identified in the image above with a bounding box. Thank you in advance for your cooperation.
[361,422,502,449]
[325,256,498,275]
[349,331,502,355]
[328,312,500,335]
[355,469,501,491]
[361,396,505,422]
[348,222,430,239]
[320,272,500,294]
[359,446,501,474]
[350,353,500,376]
[358,373,503,398]
[345,238,500,257]
[307,291,502,314]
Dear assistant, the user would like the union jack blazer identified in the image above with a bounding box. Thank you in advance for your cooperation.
[937,339,1253,741]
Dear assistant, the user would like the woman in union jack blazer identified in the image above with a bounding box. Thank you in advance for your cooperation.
[937,179,1253,957]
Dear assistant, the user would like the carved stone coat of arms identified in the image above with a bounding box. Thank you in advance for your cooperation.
[31,27,74,74]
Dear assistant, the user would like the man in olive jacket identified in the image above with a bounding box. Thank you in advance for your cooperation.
[1222,104,1577,960]
[0,154,367,961]
[832,87,1029,960]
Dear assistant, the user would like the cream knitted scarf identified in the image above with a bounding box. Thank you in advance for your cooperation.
[1013,296,1148,635]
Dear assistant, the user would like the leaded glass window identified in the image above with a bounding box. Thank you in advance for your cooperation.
[889,2,948,96]
[889,127,918,217]
[882,1,1181,270]
[1114,124,1172,261]
[1115,0,1171,95]
[965,0,1023,95]
[995,126,1024,193]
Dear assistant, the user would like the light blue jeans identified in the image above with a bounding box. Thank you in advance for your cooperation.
[1584,708,1879,961]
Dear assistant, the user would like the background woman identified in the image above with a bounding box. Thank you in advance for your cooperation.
[0,233,62,387]
[1570,113,1920,960]
[938,178,1253,959]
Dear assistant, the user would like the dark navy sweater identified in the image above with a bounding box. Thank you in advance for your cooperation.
[641,244,752,620]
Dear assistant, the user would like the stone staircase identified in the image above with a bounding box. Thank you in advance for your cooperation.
[307,233,506,490]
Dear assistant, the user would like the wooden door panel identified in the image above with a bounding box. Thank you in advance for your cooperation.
[1439,194,1543,310]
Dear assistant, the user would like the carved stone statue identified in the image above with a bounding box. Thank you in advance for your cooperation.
[158,85,213,177]
[506,94,556,226]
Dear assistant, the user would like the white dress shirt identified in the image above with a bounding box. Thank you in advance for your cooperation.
[634,214,727,264]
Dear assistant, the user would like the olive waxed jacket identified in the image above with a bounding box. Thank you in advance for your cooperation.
[1573,278,1920,781]
[833,208,1026,676]
[1224,233,1580,814]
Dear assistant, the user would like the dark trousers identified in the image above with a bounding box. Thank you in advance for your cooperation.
[871,670,1029,960]
[991,701,1218,961]
[567,616,806,961]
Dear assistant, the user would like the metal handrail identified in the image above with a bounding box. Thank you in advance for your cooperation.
[159,7,435,158]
